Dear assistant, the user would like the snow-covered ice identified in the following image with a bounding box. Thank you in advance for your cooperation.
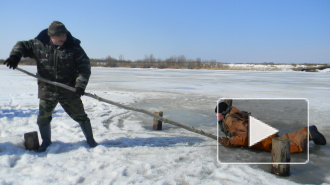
[0,65,329,184]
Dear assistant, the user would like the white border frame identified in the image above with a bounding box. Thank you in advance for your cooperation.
[216,98,309,165]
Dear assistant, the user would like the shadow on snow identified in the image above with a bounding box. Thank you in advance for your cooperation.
[0,136,205,156]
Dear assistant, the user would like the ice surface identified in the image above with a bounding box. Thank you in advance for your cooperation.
[0,65,329,184]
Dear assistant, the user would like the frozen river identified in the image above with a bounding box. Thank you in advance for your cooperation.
[89,67,329,131]
[88,67,330,184]
[1,66,329,184]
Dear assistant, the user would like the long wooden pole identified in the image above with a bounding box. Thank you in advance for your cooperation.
[16,67,217,140]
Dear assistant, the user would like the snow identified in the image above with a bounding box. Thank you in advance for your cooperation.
[1,65,329,184]
[319,68,330,73]
[225,63,330,72]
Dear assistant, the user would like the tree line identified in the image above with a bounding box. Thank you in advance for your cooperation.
[1,55,229,70]
[2,56,326,71]
[91,55,229,69]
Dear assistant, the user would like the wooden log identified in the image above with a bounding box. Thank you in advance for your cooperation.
[24,131,40,151]
[153,111,163,130]
[271,137,291,176]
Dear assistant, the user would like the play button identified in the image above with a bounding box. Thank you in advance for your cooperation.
[249,116,279,147]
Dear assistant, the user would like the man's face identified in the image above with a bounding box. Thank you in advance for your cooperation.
[50,34,67,46]
[217,113,224,122]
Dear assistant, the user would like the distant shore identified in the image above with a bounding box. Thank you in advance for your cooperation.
[1,58,329,72]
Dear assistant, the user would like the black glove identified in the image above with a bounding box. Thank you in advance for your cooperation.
[4,56,20,69]
[75,87,85,97]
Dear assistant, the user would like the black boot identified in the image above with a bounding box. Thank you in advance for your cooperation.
[309,125,326,145]
[38,124,52,152]
[80,121,98,147]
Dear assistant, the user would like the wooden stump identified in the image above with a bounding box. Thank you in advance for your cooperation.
[271,137,291,176]
[153,111,163,130]
[24,131,40,151]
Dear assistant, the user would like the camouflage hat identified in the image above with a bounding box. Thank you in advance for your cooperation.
[48,21,68,36]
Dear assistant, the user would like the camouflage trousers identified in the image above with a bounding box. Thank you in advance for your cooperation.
[37,98,90,126]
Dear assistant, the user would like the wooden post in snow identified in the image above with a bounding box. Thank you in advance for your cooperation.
[153,111,163,130]
[271,137,291,176]
[24,131,40,151]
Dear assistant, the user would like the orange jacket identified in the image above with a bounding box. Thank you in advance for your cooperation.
[222,106,307,153]
[223,107,249,147]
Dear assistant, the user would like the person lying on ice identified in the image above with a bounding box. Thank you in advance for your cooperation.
[215,102,326,153]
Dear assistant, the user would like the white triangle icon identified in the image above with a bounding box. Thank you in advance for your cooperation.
[249,116,279,147]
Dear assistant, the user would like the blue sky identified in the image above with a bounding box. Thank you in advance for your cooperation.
[1,0,329,63]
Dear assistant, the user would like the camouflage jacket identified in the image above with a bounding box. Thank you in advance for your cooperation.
[10,29,91,100]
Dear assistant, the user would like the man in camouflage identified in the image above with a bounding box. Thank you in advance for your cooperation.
[4,21,98,152]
